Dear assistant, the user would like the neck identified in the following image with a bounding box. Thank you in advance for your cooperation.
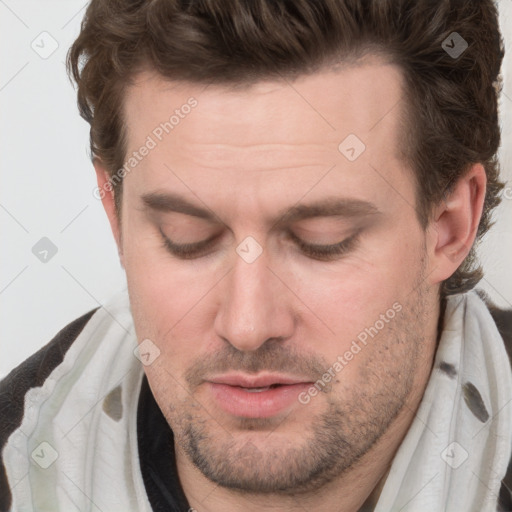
[357,465,391,512]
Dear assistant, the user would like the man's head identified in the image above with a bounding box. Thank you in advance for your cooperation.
[67,0,504,505]
[68,0,505,297]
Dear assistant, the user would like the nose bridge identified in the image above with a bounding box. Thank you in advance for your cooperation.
[214,244,294,351]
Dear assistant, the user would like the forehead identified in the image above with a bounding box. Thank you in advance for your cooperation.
[120,58,412,217]
[123,56,406,152]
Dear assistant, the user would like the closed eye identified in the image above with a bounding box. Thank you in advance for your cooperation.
[159,228,220,260]
[286,230,359,261]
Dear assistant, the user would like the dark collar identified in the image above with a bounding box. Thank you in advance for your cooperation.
[137,374,192,512]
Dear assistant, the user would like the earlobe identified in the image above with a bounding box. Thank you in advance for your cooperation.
[93,158,124,267]
[426,164,487,285]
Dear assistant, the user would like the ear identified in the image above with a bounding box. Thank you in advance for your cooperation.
[93,158,125,268]
[426,163,487,285]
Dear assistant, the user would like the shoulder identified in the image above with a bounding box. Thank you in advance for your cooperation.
[0,307,98,512]
[475,289,512,512]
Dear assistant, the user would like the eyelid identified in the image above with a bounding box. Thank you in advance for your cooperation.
[286,230,359,260]
[159,228,219,259]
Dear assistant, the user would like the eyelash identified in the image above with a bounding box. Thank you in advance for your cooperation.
[159,228,358,261]
[160,229,218,260]
[286,231,357,260]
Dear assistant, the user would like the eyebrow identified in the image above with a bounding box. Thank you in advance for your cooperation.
[141,191,381,227]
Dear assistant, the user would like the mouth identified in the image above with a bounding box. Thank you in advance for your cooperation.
[207,373,310,388]
[234,384,284,393]
[205,373,313,418]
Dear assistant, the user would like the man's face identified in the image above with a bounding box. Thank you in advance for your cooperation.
[117,59,440,493]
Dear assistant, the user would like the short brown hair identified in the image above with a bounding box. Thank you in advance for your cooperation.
[67,0,505,297]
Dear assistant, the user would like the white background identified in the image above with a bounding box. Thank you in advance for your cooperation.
[1,1,511,377]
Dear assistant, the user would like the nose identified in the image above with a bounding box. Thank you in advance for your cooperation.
[213,243,295,352]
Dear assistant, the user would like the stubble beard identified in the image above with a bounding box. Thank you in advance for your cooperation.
[164,270,431,496]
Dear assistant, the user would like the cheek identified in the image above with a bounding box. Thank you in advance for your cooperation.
[292,224,425,345]
[122,225,218,369]
[122,224,182,333]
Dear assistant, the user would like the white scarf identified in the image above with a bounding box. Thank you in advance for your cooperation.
[375,290,512,512]
[4,289,512,511]
[3,289,153,512]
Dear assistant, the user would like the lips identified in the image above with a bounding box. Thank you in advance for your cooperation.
[205,373,313,418]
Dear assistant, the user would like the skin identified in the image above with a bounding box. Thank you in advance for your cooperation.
[95,55,486,512]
